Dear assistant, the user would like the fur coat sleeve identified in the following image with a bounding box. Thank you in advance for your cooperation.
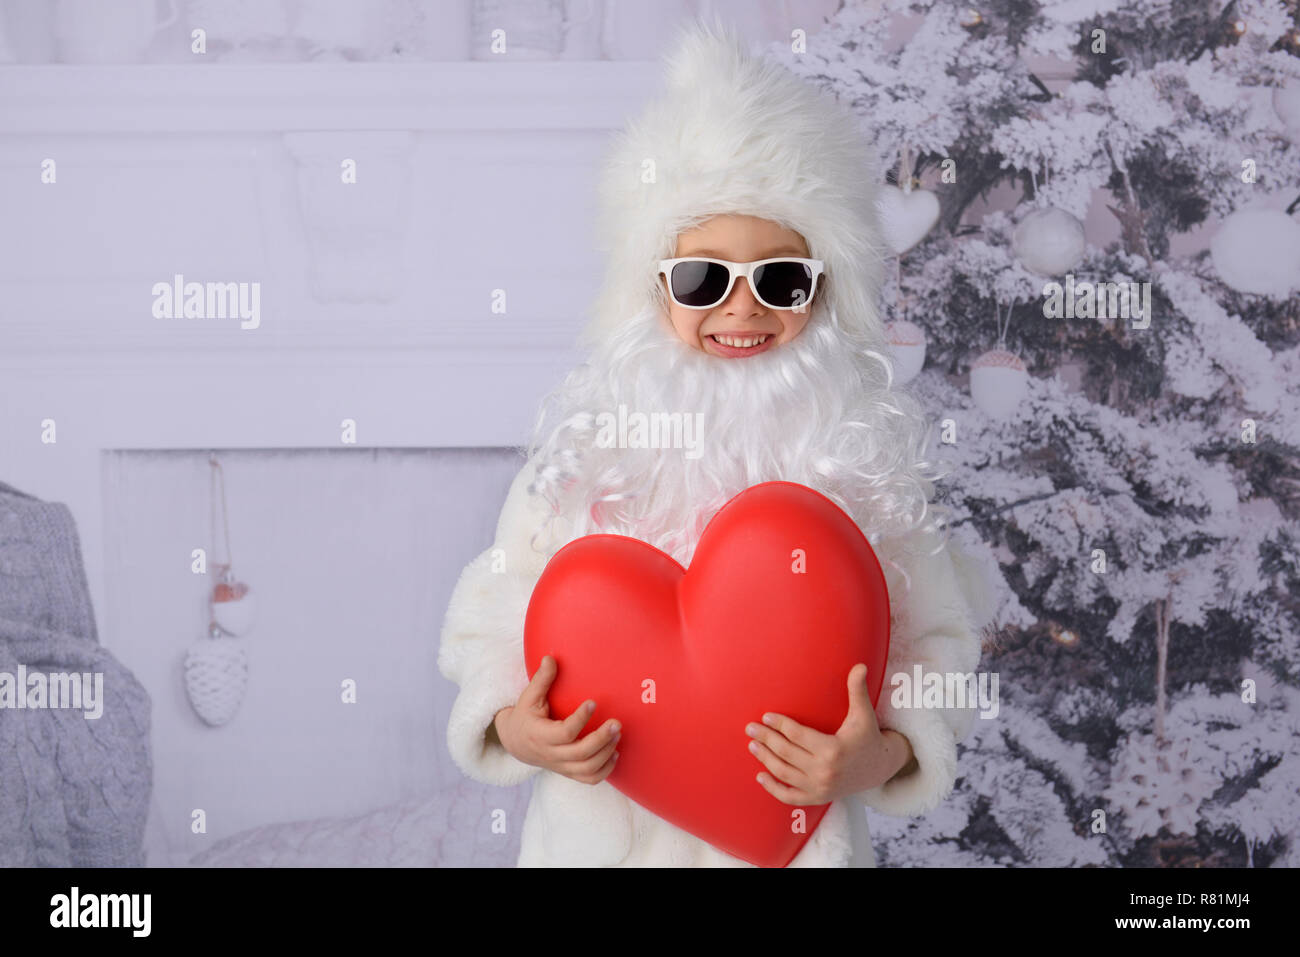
[437,457,553,788]
[852,527,991,818]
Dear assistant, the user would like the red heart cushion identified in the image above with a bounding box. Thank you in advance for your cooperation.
[523,481,890,867]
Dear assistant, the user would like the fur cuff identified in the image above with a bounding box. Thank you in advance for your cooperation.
[444,648,541,788]
[857,703,958,818]
[438,537,548,788]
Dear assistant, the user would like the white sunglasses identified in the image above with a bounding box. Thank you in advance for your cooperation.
[658,257,825,312]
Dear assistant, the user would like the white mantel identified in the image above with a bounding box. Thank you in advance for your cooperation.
[0,61,660,638]
[0,62,660,436]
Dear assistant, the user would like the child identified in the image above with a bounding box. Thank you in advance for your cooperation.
[438,17,993,867]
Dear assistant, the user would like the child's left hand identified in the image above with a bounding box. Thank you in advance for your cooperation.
[746,663,912,805]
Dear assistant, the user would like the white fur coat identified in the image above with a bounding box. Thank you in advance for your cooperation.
[438,459,990,867]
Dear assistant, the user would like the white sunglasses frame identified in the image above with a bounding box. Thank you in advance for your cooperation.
[657,256,826,312]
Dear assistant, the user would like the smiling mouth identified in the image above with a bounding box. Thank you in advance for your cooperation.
[708,334,772,349]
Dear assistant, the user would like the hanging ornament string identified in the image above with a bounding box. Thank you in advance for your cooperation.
[187,452,253,727]
[209,452,234,580]
[891,142,906,309]
[1030,154,1053,205]
[995,299,1016,349]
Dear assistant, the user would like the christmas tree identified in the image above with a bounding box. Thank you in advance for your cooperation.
[772,0,1300,866]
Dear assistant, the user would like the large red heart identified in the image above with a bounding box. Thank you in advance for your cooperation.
[523,481,890,867]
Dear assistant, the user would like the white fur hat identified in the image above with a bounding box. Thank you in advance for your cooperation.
[583,16,888,353]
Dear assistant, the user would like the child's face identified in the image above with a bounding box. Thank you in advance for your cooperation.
[661,214,818,359]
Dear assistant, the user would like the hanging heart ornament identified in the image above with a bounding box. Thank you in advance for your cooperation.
[877,183,940,255]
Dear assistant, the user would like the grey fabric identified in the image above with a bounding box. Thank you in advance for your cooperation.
[0,480,152,867]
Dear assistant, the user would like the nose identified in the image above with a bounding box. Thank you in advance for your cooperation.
[720,268,764,317]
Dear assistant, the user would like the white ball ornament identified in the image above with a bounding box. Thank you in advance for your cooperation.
[884,320,926,385]
[877,184,940,255]
[1210,208,1300,297]
[970,349,1028,420]
[1012,207,1087,276]
[1273,78,1300,138]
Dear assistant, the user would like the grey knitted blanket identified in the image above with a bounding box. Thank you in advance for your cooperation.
[0,480,152,867]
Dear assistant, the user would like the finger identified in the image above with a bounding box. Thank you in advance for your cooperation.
[571,743,620,785]
[757,712,826,754]
[563,731,619,779]
[755,769,814,806]
[554,717,620,762]
[748,738,811,790]
[520,654,558,711]
[545,696,598,744]
[746,719,819,769]
[840,662,879,735]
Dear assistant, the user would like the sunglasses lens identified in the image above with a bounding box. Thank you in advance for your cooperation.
[669,260,731,308]
[754,260,815,309]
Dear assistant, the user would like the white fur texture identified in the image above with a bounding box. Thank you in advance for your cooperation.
[586,16,889,357]
[527,300,944,568]
[529,17,943,562]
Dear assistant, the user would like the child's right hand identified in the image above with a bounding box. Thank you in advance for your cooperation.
[493,654,621,785]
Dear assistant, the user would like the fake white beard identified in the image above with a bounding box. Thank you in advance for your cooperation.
[526,302,941,567]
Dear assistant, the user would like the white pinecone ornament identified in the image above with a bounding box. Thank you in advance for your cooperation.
[185,622,250,727]
[1103,734,1213,839]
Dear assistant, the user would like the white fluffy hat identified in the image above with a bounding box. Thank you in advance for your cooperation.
[584,16,888,353]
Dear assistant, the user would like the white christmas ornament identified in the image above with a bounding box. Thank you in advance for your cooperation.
[970,349,1028,419]
[184,626,250,727]
[877,185,940,255]
[1209,208,1300,297]
[1012,207,1086,276]
[196,456,253,725]
[1273,78,1300,138]
[1102,735,1212,839]
[884,320,926,384]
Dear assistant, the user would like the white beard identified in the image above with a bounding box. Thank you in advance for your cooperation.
[527,303,935,567]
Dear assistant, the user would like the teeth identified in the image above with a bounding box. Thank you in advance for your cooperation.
[713,335,769,348]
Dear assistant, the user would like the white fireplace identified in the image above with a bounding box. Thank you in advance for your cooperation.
[0,59,659,864]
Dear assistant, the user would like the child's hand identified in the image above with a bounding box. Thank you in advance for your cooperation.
[745,663,912,805]
[493,654,621,785]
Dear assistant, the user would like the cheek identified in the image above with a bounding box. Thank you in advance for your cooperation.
[670,306,707,349]
[780,312,812,342]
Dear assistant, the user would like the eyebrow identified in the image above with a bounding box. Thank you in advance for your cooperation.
[679,247,807,258]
